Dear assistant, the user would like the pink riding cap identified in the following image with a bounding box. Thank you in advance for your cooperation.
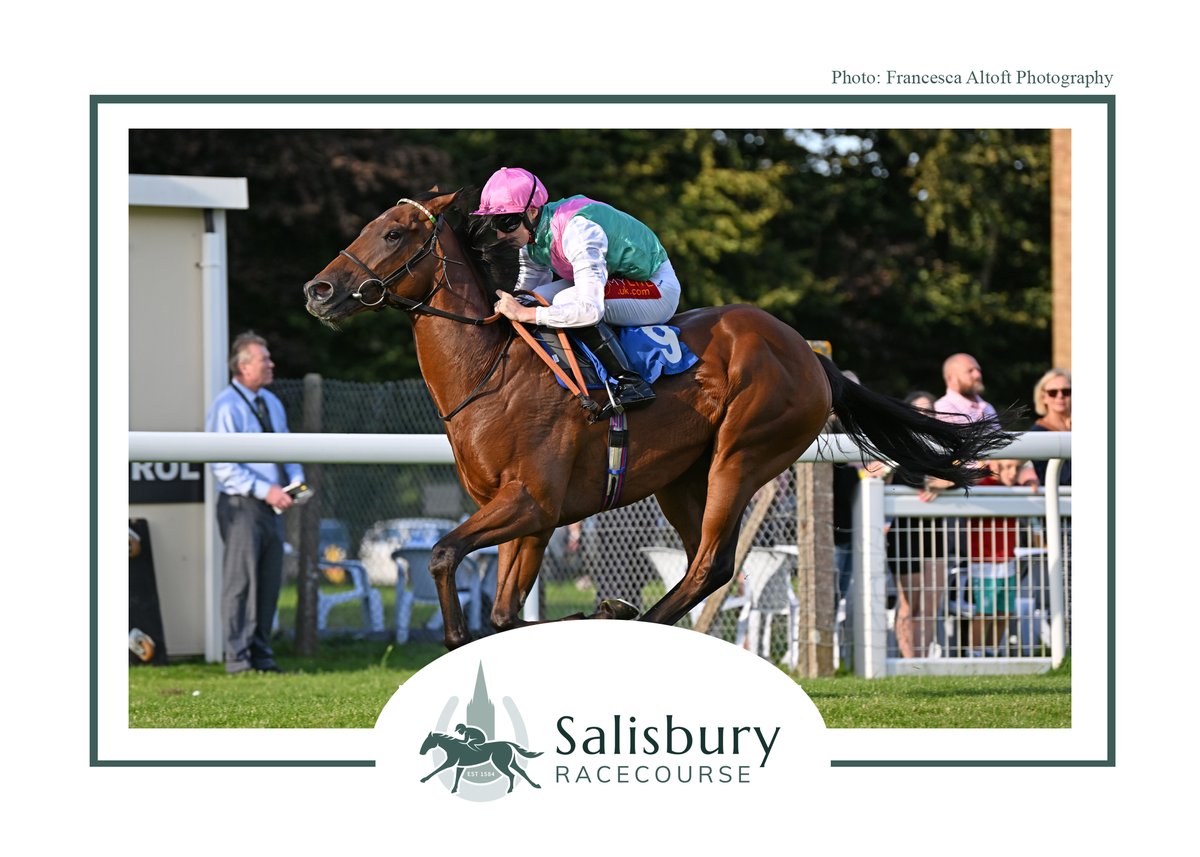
[472,167,549,215]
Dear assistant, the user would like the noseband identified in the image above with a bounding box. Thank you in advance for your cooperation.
[338,198,498,326]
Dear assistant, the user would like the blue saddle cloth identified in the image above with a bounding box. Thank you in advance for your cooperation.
[538,325,699,390]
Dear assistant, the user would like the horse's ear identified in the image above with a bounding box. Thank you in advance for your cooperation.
[427,184,440,193]
[430,187,471,228]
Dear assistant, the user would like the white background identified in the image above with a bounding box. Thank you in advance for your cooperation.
[4,2,1191,852]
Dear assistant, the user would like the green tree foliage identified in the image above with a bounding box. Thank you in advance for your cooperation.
[129,127,1051,418]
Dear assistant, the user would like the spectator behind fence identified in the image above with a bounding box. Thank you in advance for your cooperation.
[888,390,939,658]
[1029,367,1072,487]
[205,331,307,674]
[964,458,1038,656]
[915,354,1035,657]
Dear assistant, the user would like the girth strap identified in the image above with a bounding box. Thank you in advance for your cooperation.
[506,290,600,417]
[502,290,630,509]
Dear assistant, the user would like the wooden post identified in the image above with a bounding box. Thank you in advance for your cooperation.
[295,373,323,656]
[794,460,835,677]
[1051,128,1072,370]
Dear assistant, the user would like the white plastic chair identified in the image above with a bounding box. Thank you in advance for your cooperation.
[639,546,744,630]
[392,547,483,643]
[316,559,384,634]
[732,548,799,668]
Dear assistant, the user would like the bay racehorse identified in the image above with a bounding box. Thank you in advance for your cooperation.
[304,189,1011,649]
[419,731,542,794]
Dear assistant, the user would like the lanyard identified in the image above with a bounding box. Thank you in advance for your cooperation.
[231,385,272,433]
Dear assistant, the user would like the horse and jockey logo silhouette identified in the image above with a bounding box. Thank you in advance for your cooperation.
[419,724,542,794]
[418,662,541,796]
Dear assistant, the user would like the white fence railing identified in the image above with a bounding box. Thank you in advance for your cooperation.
[853,476,1070,677]
[129,431,1071,673]
[129,430,1071,465]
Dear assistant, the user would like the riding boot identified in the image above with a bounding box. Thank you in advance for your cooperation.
[574,321,656,416]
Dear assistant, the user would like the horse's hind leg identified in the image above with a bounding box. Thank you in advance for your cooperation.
[652,454,709,563]
[638,456,708,623]
[509,760,542,789]
[641,406,813,626]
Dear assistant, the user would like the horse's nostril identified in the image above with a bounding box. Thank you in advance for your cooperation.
[306,280,333,302]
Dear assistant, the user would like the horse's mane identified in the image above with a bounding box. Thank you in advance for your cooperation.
[414,187,521,293]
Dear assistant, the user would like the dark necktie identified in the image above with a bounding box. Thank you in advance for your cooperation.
[254,396,275,433]
[254,396,287,486]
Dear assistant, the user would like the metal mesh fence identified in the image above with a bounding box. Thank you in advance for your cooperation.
[271,377,1070,671]
[884,513,1072,660]
[270,376,803,662]
[273,376,470,585]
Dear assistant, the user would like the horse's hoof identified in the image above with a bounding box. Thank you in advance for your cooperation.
[596,598,639,620]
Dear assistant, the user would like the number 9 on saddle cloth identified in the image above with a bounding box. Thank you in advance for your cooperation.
[533,323,698,393]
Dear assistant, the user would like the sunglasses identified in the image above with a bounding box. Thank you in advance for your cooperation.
[491,176,540,234]
[1044,387,1072,398]
[491,213,526,234]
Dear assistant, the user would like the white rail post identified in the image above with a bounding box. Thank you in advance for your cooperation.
[524,579,541,622]
[1045,458,1067,668]
[853,476,888,678]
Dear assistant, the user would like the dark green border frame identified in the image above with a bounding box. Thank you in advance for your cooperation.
[93,93,1115,768]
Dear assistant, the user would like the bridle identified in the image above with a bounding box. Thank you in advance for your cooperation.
[336,196,512,421]
[338,197,500,327]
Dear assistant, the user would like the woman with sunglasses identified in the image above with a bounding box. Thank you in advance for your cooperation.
[1029,368,1072,486]
[472,167,682,417]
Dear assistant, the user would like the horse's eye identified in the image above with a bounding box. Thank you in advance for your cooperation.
[385,230,403,243]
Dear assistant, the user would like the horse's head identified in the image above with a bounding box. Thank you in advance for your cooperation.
[304,187,464,328]
[419,731,440,755]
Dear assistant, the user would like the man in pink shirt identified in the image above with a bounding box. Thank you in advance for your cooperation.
[929,352,1031,489]
[933,353,998,425]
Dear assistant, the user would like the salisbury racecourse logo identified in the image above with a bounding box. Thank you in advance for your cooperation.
[383,625,822,805]
[416,662,788,799]
[418,662,542,801]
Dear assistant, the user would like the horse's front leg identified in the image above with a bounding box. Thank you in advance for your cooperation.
[429,481,558,648]
[490,531,556,631]
[421,757,457,783]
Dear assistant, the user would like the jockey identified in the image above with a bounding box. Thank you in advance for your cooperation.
[472,166,681,416]
[455,723,486,750]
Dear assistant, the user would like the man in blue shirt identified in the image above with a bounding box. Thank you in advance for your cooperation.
[205,331,305,674]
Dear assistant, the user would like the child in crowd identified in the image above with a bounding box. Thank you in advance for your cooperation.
[964,459,1038,656]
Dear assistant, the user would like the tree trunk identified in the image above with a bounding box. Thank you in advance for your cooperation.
[295,373,324,656]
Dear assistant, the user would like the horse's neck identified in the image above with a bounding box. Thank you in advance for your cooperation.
[410,229,509,421]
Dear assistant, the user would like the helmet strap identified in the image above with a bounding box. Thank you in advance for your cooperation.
[518,175,540,234]
[521,207,539,235]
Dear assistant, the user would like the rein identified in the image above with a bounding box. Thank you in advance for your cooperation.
[337,198,598,425]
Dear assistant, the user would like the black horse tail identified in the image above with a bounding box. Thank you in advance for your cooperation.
[511,745,543,758]
[817,354,1016,489]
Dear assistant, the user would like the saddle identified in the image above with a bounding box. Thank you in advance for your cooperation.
[506,293,698,509]
[515,313,697,417]
[529,326,604,392]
